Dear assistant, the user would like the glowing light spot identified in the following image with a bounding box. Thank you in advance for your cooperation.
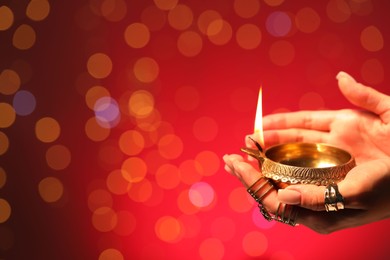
[92,207,117,232]
[133,57,159,83]
[100,0,127,22]
[242,231,268,257]
[87,189,113,212]
[141,5,166,31]
[252,206,276,229]
[94,97,121,128]
[121,157,147,183]
[193,116,218,142]
[198,10,222,35]
[0,199,11,223]
[326,0,351,23]
[266,11,292,37]
[167,4,193,30]
[210,217,236,242]
[26,0,50,21]
[234,0,260,18]
[0,167,6,189]
[361,58,384,85]
[154,0,178,10]
[118,130,144,156]
[38,177,64,203]
[177,189,200,214]
[0,103,16,128]
[0,69,20,95]
[46,144,71,170]
[228,187,254,213]
[360,25,384,52]
[12,90,36,116]
[35,117,61,143]
[127,178,153,202]
[195,150,220,176]
[128,89,155,118]
[174,85,199,111]
[12,24,36,50]
[106,169,131,195]
[113,210,136,236]
[199,238,225,260]
[85,86,110,110]
[158,134,183,159]
[87,53,113,79]
[179,160,203,185]
[0,132,9,156]
[155,163,180,189]
[99,248,124,260]
[207,19,232,45]
[178,214,201,238]
[136,109,162,133]
[236,23,261,50]
[295,7,321,33]
[155,216,183,243]
[299,92,325,110]
[177,31,203,57]
[85,117,110,142]
[0,6,14,31]
[349,0,373,16]
[124,23,150,49]
[269,40,295,66]
[189,182,215,208]
[263,0,284,6]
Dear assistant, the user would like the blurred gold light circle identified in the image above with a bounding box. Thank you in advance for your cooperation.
[154,0,178,11]
[100,0,127,22]
[207,19,233,46]
[197,10,222,35]
[26,0,50,21]
[168,4,193,30]
[0,103,16,128]
[295,7,321,33]
[92,206,117,232]
[326,0,351,23]
[133,57,159,83]
[263,0,284,6]
[87,53,113,79]
[38,177,64,203]
[128,89,155,117]
[85,85,111,110]
[85,117,110,142]
[0,69,21,95]
[0,167,6,189]
[0,199,11,223]
[234,0,260,18]
[119,130,145,155]
[124,23,150,48]
[35,117,61,143]
[155,216,183,243]
[99,248,124,260]
[45,144,72,170]
[177,31,203,57]
[0,132,9,156]
[0,6,14,31]
[236,24,261,50]
[360,25,384,52]
[12,24,36,50]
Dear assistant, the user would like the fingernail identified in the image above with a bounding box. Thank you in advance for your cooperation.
[336,71,347,80]
[278,189,301,205]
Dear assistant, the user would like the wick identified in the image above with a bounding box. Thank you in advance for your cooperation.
[248,136,263,153]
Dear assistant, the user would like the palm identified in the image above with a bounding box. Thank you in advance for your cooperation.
[326,109,390,163]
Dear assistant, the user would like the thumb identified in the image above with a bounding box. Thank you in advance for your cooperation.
[336,71,390,123]
[278,184,326,211]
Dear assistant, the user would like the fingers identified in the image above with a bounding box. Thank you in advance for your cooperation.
[278,184,326,211]
[337,71,390,123]
[263,129,330,147]
[263,110,338,131]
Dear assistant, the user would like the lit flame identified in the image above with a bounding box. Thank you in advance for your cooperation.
[254,87,264,148]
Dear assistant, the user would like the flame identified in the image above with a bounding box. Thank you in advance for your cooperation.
[254,87,264,147]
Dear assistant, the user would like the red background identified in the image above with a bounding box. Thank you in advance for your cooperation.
[1,0,390,259]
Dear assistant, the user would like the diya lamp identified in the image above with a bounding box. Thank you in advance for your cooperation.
[241,88,356,189]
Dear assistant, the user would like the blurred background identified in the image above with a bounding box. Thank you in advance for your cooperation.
[1,0,389,259]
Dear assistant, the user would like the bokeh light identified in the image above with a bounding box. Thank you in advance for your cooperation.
[85,116,111,141]
[266,11,292,37]
[0,6,14,31]
[45,144,72,170]
[94,96,121,128]
[234,0,260,19]
[154,0,178,11]
[133,57,159,83]
[12,24,36,50]
[167,4,193,31]
[26,0,50,21]
[192,116,218,142]
[326,0,351,23]
[155,215,183,243]
[199,238,225,260]
[295,7,321,33]
[35,117,61,143]
[177,30,203,57]
[38,177,64,203]
[0,69,20,95]
[0,132,9,156]
[87,53,113,79]
[242,231,268,257]
[189,182,215,208]
[121,157,147,183]
[124,23,150,49]
[12,90,36,116]
[99,248,124,260]
[0,198,11,223]
[0,103,16,128]
[100,0,127,22]
[360,25,384,52]
[236,24,262,50]
[0,167,6,189]
[92,206,117,232]
[207,19,233,46]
